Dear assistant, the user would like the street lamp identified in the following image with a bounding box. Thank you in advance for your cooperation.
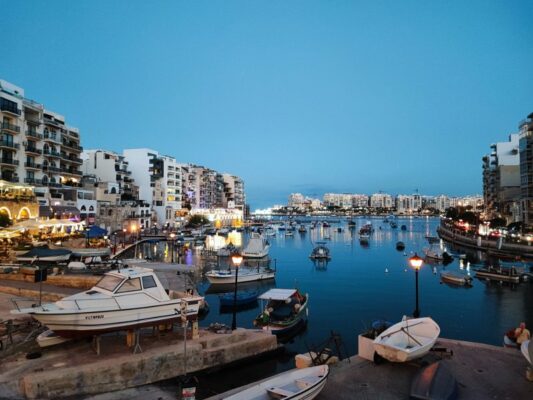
[122,228,127,248]
[112,233,117,254]
[131,224,138,259]
[231,252,244,330]
[408,253,424,318]
[170,232,176,263]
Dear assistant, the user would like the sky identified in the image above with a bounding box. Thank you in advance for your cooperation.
[1,1,533,209]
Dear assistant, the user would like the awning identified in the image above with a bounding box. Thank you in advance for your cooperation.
[86,225,108,238]
[258,289,297,301]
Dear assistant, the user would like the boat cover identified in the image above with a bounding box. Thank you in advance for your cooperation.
[410,361,458,400]
[259,288,297,300]
[19,246,72,259]
[85,225,108,238]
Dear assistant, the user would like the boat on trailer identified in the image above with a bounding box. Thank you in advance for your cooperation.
[254,288,309,336]
[11,266,202,338]
[373,317,440,362]
[225,365,329,400]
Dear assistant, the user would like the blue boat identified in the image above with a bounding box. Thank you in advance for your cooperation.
[219,290,259,307]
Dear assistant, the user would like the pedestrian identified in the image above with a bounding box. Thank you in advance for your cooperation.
[514,322,531,345]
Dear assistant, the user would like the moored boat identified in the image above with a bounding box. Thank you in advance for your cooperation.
[309,242,331,260]
[373,317,440,362]
[224,365,329,400]
[475,266,521,283]
[254,288,309,335]
[396,241,405,251]
[440,271,473,286]
[206,267,275,284]
[11,266,203,338]
[219,290,258,307]
[242,233,270,258]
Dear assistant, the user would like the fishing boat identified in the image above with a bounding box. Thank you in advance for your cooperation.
[224,365,329,400]
[440,271,473,286]
[322,222,330,228]
[309,242,331,260]
[242,233,270,258]
[400,225,407,231]
[254,288,309,335]
[219,290,258,307]
[298,225,307,233]
[474,266,521,283]
[206,267,275,284]
[396,241,405,251]
[11,266,203,338]
[373,317,440,362]
[347,220,356,228]
[390,222,398,229]
[359,233,370,244]
[424,245,453,263]
[285,229,294,237]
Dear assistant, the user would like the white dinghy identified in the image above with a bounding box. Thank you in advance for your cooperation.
[373,317,440,362]
[225,365,329,400]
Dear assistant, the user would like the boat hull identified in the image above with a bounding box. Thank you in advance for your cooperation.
[22,300,200,339]
[440,273,472,286]
[206,271,275,284]
[475,271,520,283]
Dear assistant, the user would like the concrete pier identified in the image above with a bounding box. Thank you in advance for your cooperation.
[0,328,278,399]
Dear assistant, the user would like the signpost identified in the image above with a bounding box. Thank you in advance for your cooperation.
[179,300,195,400]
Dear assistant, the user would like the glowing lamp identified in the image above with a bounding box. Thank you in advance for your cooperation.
[231,252,243,268]
[409,253,424,270]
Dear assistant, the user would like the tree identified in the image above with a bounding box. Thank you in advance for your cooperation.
[187,215,210,228]
[445,207,459,220]
[0,212,11,228]
[490,217,507,228]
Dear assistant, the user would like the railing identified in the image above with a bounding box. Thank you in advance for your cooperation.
[0,104,21,115]
[42,165,61,173]
[43,149,61,157]
[0,140,19,149]
[0,158,19,166]
[26,131,43,139]
[24,145,42,154]
[43,133,60,142]
[1,122,20,132]
[1,176,19,183]
[24,162,41,169]
[24,178,42,185]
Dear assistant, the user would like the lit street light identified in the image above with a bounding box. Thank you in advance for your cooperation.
[170,232,176,263]
[408,253,424,318]
[231,252,244,330]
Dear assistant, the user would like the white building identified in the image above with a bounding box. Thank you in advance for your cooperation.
[288,193,305,208]
[370,193,393,209]
[435,195,451,212]
[396,194,422,213]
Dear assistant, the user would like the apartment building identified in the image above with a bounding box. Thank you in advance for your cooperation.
[369,193,393,209]
[223,174,245,209]
[482,134,520,222]
[396,194,422,214]
[0,79,83,190]
[519,113,533,227]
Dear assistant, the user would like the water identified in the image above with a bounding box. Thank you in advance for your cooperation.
[132,216,533,397]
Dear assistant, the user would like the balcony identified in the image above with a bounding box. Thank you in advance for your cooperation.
[25,162,42,170]
[24,178,42,185]
[1,176,19,183]
[24,144,42,155]
[26,130,43,139]
[1,122,21,133]
[60,168,82,176]
[0,104,21,116]
[61,140,83,152]
[43,149,61,158]
[43,132,60,142]
[43,117,63,127]
[42,165,61,173]
[0,158,19,166]
[0,140,20,150]
[64,155,83,164]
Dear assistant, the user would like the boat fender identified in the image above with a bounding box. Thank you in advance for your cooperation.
[385,268,389,273]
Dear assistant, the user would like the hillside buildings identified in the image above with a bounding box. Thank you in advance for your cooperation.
[519,113,533,227]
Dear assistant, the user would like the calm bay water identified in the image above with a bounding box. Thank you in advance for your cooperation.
[135,216,533,398]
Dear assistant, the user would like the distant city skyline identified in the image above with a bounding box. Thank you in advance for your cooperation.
[3,1,533,209]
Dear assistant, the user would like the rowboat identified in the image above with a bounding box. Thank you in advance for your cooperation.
[373,317,440,362]
[254,288,309,336]
[440,271,473,286]
[224,365,329,400]
[206,267,275,284]
[219,290,258,307]
[12,266,202,338]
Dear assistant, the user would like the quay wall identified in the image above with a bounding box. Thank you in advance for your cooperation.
[437,223,533,258]
[0,273,99,289]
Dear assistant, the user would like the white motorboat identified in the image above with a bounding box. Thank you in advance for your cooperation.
[206,267,275,284]
[11,266,202,338]
[310,242,331,260]
[521,340,532,364]
[373,317,440,362]
[242,233,270,258]
[225,365,328,400]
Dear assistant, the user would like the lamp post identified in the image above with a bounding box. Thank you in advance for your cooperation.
[170,232,176,263]
[85,226,90,248]
[408,253,424,318]
[231,252,243,330]
[122,228,127,248]
[131,224,138,259]
[112,233,117,254]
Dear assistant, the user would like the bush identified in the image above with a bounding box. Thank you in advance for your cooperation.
[0,213,12,227]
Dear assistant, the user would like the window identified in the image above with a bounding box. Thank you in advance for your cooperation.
[96,275,123,292]
[142,275,157,289]
[117,278,141,293]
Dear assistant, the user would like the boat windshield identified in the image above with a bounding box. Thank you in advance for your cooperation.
[95,275,124,292]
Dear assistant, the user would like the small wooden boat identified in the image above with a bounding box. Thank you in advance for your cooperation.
[373,317,440,362]
[410,361,458,400]
[219,291,258,307]
[440,272,473,287]
[396,241,405,251]
[206,267,275,284]
[298,225,307,233]
[401,225,407,231]
[224,365,329,400]
[254,288,309,335]
[390,222,398,229]
[475,266,521,283]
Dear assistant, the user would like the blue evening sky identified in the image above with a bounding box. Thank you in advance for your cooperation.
[2,1,532,208]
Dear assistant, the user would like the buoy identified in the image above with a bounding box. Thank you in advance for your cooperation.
[404,268,407,272]
[385,268,389,273]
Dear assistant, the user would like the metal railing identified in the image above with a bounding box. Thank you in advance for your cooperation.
[1,122,20,132]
